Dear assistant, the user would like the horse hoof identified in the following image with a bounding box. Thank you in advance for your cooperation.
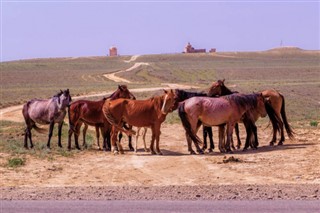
[156,152,163,155]
[113,151,119,155]
[151,151,157,155]
[278,142,283,146]
[190,151,196,155]
[269,142,275,146]
[129,148,134,152]
[208,149,213,153]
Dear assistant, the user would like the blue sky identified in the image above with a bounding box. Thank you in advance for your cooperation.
[1,1,319,61]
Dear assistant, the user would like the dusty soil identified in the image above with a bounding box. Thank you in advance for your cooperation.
[1,123,319,200]
[1,61,319,200]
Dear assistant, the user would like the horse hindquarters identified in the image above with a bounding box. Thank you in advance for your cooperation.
[178,103,203,154]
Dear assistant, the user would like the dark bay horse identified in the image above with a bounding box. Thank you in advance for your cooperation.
[102,89,176,155]
[173,89,215,152]
[68,85,136,150]
[178,93,269,154]
[22,89,72,149]
[208,79,294,146]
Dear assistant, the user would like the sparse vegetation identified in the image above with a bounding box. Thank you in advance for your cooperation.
[310,121,318,127]
[7,157,25,168]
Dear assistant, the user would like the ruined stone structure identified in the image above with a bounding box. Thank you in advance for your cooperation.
[183,42,206,53]
[109,46,118,56]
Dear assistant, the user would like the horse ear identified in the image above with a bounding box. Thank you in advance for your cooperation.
[118,85,124,91]
[222,79,225,83]
[163,89,168,94]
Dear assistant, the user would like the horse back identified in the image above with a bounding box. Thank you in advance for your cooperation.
[105,98,161,127]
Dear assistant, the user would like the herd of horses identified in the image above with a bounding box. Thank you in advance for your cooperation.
[22,80,294,155]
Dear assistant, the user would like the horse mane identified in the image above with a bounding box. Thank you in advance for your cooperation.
[175,89,207,101]
[224,93,259,110]
[220,84,234,95]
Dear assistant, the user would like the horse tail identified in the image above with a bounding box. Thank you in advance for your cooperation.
[33,124,47,134]
[178,102,202,145]
[103,100,136,136]
[279,93,295,139]
[265,101,281,136]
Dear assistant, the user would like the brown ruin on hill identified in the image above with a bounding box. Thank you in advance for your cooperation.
[109,46,118,56]
[183,42,216,53]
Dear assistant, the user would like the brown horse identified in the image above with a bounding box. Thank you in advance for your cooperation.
[178,93,269,154]
[102,89,176,155]
[22,89,72,149]
[68,85,136,150]
[208,79,294,146]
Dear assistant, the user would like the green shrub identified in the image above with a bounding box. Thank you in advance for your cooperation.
[7,157,25,168]
[310,121,318,127]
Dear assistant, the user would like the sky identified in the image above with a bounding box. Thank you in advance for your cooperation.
[1,0,319,62]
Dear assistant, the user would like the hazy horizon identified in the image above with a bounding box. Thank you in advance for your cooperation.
[1,1,319,62]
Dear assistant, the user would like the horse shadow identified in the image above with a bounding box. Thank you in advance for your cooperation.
[133,148,190,156]
[220,142,315,155]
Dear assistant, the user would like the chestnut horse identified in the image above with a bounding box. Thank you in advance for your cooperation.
[178,93,269,154]
[208,79,294,146]
[22,89,72,149]
[68,85,136,150]
[102,89,176,155]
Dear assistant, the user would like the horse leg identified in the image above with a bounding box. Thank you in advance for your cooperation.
[235,123,241,149]
[202,126,208,151]
[111,127,119,154]
[278,120,285,146]
[68,126,73,150]
[94,125,100,150]
[57,122,63,148]
[252,124,258,149]
[225,123,234,153]
[74,123,81,150]
[218,125,225,153]
[193,124,204,154]
[128,125,134,151]
[155,126,163,155]
[46,121,55,149]
[81,123,88,149]
[186,133,196,155]
[149,127,156,155]
[207,127,214,152]
[135,127,141,153]
[103,127,111,152]
[143,127,148,152]
[24,128,29,149]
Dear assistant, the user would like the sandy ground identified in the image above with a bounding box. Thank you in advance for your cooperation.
[1,122,319,200]
[1,60,319,200]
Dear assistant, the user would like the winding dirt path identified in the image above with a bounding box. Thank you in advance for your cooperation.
[0,84,198,123]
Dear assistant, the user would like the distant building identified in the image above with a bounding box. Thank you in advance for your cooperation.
[209,48,216,53]
[183,42,206,53]
[109,46,118,56]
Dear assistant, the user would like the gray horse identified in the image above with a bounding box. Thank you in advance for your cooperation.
[22,89,72,149]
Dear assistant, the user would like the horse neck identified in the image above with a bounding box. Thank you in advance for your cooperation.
[221,86,233,95]
[107,91,119,100]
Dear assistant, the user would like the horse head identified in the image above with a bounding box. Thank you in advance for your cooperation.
[256,93,267,118]
[113,85,136,100]
[161,89,175,115]
[58,89,72,109]
[208,79,225,97]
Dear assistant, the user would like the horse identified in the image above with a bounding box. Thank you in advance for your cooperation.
[173,89,215,152]
[208,79,294,146]
[102,89,176,155]
[22,89,72,149]
[178,93,270,154]
[68,85,136,151]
